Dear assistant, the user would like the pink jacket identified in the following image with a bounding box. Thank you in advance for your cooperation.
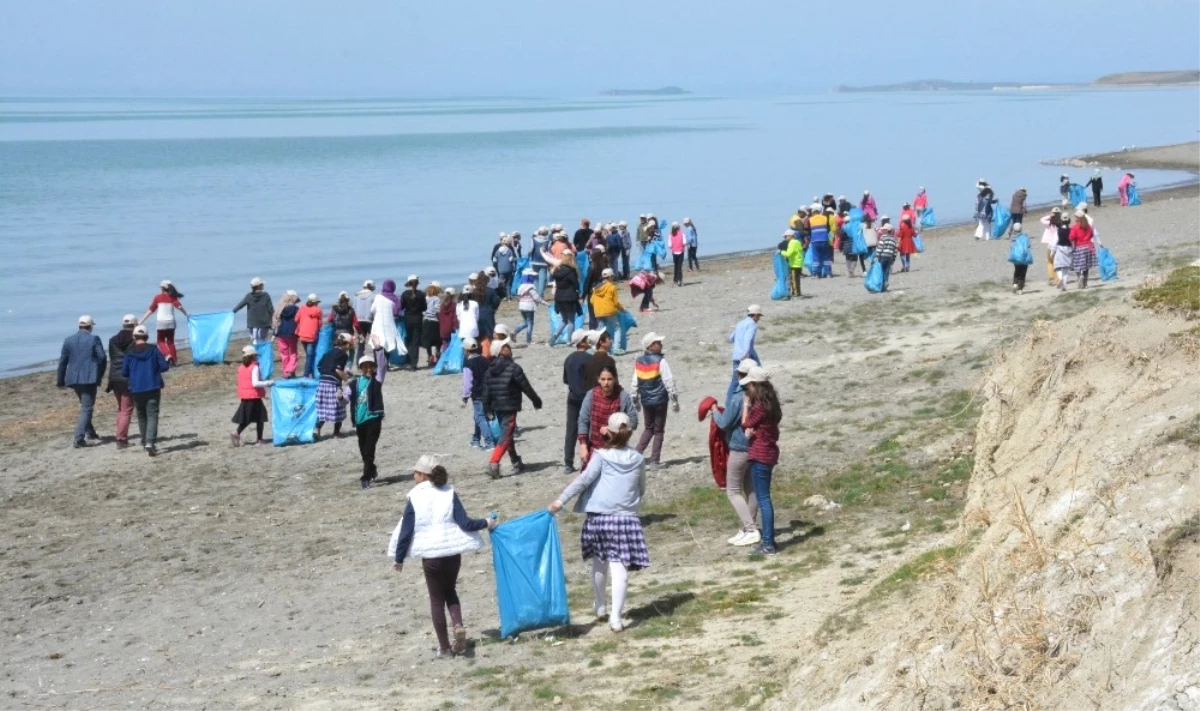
[861,196,878,220]
[669,229,686,254]
[1117,175,1132,189]
[914,191,928,209]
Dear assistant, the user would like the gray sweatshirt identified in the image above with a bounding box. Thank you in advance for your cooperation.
[557,447,646,516]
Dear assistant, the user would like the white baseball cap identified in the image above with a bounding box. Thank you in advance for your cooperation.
[739,366,771,385]
[121,313,138,326]
[133,325,148,337]
[413,454,441,474]
[444,287,456,296]
[406,274,419,285]
[587,328,607,345]
[641,332,665,349]
[494,324,510,335]
[77,314,95,327]
[619,220,628,226]
[307,293,320,303]
[430,280,441,289]
[601,268,614,279]
[159,279,172,288]
[363,279,375,289]
[358,354,376,366]
[468,272,479,280]
[747,304,763,316]
[607,412,631,431]
[241,345,257,356]
[489,340,509,357]
[462,337,479,352]
[250,277,264,287]
[737,358,757,374]
[484,267,497,276]
[570,328,590,346]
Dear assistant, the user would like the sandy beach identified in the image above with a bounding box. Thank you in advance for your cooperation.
[2,143,1197,710]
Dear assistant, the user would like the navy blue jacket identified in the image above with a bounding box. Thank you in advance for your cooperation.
[57,330,107,388]
[121,343,170,393]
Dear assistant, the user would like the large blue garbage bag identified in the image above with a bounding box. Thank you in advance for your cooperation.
[510,257,532,297]
[770,252,791,301]
[919,208,936,229]
[844,213,868,255]
[388,319,408,367]
[803,243,817,272]
[431,334,464,375]
[1008,234,1034,265]
[864,257,884,293]
[1127,184,1142,206]
[617,310,638,352]
[255,340,274,380]
[848,207,864,222]
[491,510,570,639]
[633,240,666,272]
[272,378,318,446]
[913,234,925,254]
[1098,247,1119,281]
[577,252,591,290]
[1069,183,1088,207]
[314,324,334,365]
[548,307,585,345]
[187,311,235,364]
[991,203,1012,239]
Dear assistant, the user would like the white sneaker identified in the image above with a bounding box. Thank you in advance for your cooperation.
[594,603,607,619]
[734,529,761,547]
[609,617,632,633]
[727,531,747,545]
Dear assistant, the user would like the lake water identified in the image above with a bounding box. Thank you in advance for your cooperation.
[1,88,1197,374]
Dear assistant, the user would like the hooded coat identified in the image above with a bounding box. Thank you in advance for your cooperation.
[122,342,170,394]
[233,290,275,330]
[481,356,542,414]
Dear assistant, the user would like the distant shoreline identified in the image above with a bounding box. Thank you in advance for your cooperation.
[833,71,1199,93]
[1051,142,1200,173]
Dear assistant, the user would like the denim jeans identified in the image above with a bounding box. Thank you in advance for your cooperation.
[751,461,776,548]
[71,384,98,443]
[470,399,494,446]
[534,265,549,298]
[512,310,536,343]
[564,397,582,467]
[879,257,894,292]
[302,340,317,378]
[598,315,622,353]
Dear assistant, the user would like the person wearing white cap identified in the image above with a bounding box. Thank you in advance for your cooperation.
[399,276,427,371]
[230,344,275,447]
[139,280,188,365]
[121,324,171,457]
[273,291,301,377]
[314,333,355,440]
[629,332,678,467]
[667,222,687,286]
[455,286,480,344]
[589,268,628,355]
[1085,170,1103,208]
[726,305,763,401]
[549,410,648,633]
[233,277,275,344]
[617,221,633,279]
[420,281,445,368]
[490,323,514,355]
[974,180,996,240]
[512,268,547,345]
[105,314,140,448]
[481,340,542,479]
[860,190,878,224]
[561,328,595,473]
[530,225,553,297]
[461,338,496,449]
[389,454,497,657]
[541,249,583,346]
[738,366,782,556]
[493,235,517,300]
[636,214,650,247]
[681,218,700,272]
[913,188,928,221]
[710,358,760,545]
[808,204,833,278]
[297,294,324,379]
[1069,209,1098,289]
[329,292,358,340]
[352,280,376,364]
[348,354,386,488]
[58,314,108,448]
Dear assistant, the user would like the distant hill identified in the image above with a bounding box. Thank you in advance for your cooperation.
[832,79,1037,93]
[600,86,690,96]
[1093,71,1200,86]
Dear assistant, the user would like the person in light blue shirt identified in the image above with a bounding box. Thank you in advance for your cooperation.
[684,218,700,271]
[726,305,762,400]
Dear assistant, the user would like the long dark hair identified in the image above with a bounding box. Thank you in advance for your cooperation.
[746,381,782,424]
[164,284,184,299]
[428,465,449,488]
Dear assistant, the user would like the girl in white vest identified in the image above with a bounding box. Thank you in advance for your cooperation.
[389,455,497,658]
[549,412,648,633]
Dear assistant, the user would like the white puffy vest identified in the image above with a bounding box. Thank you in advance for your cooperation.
[389,483,483,561]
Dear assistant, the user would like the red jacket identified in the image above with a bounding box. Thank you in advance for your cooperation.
[296,305,323,343]
[698,396,728,489]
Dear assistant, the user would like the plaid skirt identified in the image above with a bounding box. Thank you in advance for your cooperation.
[315,379,346,423]
[580,513,650,570]
[1071,246,1096,272]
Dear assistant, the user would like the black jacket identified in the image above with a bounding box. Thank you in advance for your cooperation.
[552,265,580,303]
[400,289,427,324]
[573,228,593,253]
[563,350,592,402]
[106,329,135,391]
[482,356,542,414]
[349,376,385,426]
[478,287,501,337]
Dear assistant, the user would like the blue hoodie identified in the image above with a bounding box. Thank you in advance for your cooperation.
[122,343,171,394]
[713,384,748,452]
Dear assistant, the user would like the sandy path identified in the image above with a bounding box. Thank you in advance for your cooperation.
[1,160,1197,709]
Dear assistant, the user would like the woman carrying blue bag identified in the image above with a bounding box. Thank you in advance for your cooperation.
[1008,232,1035,294]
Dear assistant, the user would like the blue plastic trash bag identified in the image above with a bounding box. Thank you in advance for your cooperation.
[314,324,334,365]
[633,240,665,272]
[991,203,1012,239]
[770,252,791,301]
[548,307,585,345]
[388,319,408,367]
[1127,184,1141,206]
[187,311,234,364]
[913,234,925,254]
[846,218,867,255]
[1098,247,1119,281]
[803,243,817,272]
[864,257,884,293]
[577,252,591,288]
[848,207,864,222]
[491,510,570,639]
[1069,183,1088,207]
[431,334,464,375]
[510,257,531,297]
[488,417,502,443]
[272,378,318,446]
[617,310,638,352]
[1008,234,1034,265]
[255,340,273,380]
[919,208,936,229]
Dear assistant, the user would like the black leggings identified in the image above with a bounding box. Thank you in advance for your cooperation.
[672,253,684,284]
[640,288,654,310]
[423,554,464,652]
[687,245,699,270]
[356,417,381,482]
[1012,264,1028,290]
[236,421,264,439]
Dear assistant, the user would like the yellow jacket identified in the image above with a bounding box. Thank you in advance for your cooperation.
[590,281,623,318]
[782,237,805,268]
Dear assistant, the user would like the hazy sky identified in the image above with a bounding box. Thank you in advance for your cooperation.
[2,0,1198,96]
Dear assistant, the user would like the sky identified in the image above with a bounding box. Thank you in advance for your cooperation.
[2,0,1198,97]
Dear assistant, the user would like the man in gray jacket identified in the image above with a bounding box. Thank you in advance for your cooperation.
[232,276,274,343]
[57,314,107,448]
